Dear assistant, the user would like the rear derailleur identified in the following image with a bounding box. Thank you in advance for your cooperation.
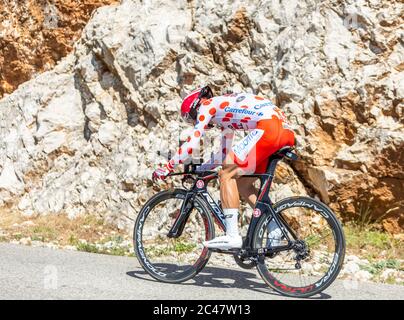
[292,240,310,269]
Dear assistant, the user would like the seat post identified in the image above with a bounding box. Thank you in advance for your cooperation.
[256,156,282,203]
[256,146,296,203]
[266,157,281,178]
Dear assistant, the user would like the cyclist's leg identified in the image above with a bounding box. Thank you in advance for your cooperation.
[208,119,281,248]
[204,118,294,249]
[202,155,243,249]
[244,118,295,246]
[219,160,241,209]
[223,117,284,211]
[237,177,259,208]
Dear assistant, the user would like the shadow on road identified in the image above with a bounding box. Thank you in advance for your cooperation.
[126,265,331,300]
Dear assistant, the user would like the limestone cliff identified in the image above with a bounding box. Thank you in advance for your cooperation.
[0,0,119,97]
[0,0,402,232]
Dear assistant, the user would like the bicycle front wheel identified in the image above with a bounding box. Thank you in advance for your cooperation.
[254,197,345,298]
[134,189,214,283]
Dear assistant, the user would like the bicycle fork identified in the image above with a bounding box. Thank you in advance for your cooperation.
[167,193,195,238]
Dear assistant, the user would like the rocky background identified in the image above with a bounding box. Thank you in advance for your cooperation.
[0,0,119,97]
[0,0,403,233]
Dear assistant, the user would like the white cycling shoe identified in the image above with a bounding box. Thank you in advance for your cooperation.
[203,235,242,250]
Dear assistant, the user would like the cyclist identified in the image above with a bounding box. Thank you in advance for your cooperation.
[152,86,295,249]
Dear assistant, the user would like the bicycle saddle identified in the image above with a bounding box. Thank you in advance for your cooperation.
[273,146,298,161]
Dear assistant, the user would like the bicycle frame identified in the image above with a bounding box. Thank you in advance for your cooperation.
[167,150,299,257]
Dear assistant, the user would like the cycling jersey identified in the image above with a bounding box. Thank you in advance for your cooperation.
[166,93,294,172]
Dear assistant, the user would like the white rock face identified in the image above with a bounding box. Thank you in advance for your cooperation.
[342,261,361,275]
[0,158,24,195]
[0,0,402,231]
[354,270,373,282]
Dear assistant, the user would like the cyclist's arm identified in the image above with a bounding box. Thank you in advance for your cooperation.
[166,106,213,171]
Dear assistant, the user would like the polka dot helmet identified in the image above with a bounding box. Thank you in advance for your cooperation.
[181,86,213,124]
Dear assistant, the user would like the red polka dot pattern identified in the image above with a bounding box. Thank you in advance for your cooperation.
[220,101,229,109]
[165,92,286,175]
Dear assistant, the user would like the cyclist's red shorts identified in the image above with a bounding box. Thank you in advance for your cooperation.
[230,118,295,174]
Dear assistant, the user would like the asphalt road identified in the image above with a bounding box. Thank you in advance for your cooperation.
[0,243,402,300]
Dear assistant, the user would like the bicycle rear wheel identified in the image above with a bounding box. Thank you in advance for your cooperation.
[254,197,345,298]
[134,189,214,283]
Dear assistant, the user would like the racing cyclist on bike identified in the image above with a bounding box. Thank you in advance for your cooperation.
[152,86,295,250]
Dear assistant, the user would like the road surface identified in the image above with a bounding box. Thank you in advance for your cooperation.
[0,243,402,300]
